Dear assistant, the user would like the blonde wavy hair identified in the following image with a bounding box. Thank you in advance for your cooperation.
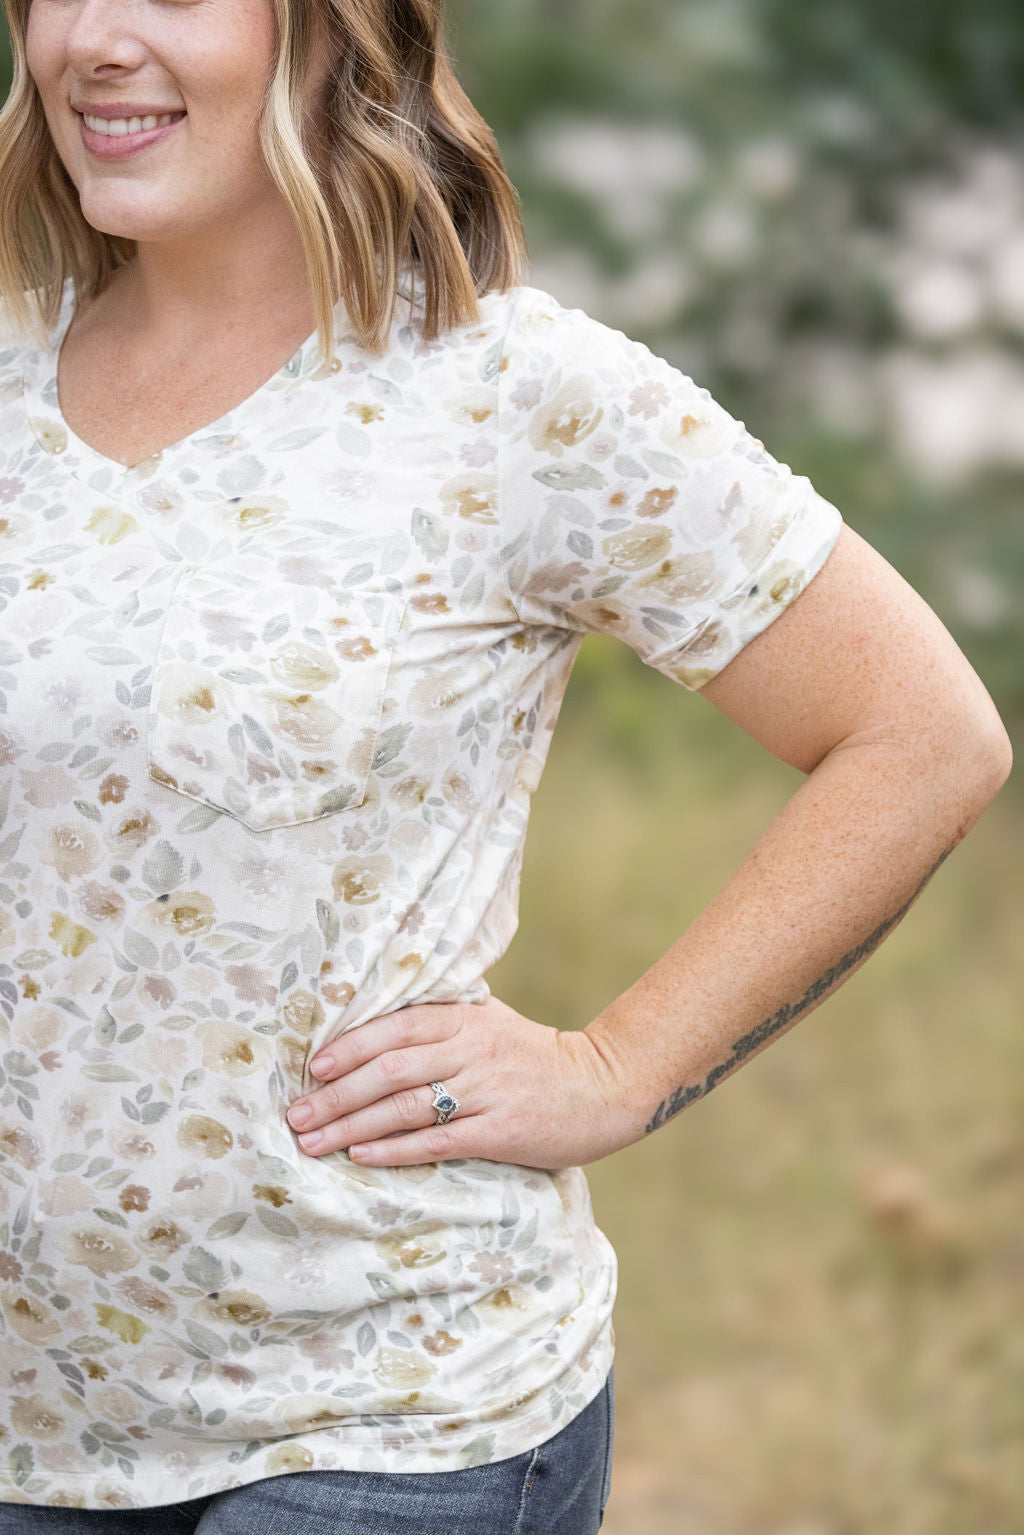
[0,0,528,363]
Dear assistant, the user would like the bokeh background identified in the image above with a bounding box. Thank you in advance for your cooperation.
[3,3,1022,1530]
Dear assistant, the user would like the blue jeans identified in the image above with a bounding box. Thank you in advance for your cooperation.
[0,1367,614,1535]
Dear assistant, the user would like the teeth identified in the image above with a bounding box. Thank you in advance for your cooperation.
[82,112,181,137]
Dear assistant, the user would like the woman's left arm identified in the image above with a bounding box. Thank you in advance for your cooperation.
[287,525,1012,1168]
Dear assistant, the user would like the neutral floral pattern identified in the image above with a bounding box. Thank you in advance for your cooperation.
[0,277,842,1509]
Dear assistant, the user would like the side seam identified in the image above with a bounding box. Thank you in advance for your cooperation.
[511,1443,543,1535]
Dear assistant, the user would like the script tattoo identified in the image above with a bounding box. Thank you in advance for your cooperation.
[644,840,958,1135]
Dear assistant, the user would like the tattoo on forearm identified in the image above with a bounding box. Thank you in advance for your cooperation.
[644,840,958,1135]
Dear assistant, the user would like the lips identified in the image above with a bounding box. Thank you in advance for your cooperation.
[71,101,186,118]
[77,110,187,160]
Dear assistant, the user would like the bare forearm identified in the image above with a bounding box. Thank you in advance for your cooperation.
[584,733,1009,1139]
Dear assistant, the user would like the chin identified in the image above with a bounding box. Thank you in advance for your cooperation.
[77,198,175,243]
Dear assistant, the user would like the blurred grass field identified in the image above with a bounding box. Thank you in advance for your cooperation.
[488,635,1022,1535]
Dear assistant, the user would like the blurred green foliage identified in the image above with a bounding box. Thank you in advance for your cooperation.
[4,1,1021,731]
[450,0,1024,137]
[447,0,1024,733]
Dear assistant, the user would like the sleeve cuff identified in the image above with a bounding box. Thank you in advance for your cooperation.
[652,484,844,691]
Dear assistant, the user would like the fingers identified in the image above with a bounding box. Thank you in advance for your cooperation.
[286,997,519,1166]
[348,1119,471,1166]
[307,1003,460,1082]
[288,1039,463,1136]
[293,1079,469,1158]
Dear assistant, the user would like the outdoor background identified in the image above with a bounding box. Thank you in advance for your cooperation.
[2,3,1022,1531]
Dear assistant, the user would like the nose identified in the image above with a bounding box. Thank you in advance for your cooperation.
[64,0,148,76]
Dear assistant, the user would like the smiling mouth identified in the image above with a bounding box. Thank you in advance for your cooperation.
[80,111,186,137]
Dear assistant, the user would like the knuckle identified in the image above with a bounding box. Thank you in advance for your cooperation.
[319,1082,344,1119]
[490,1110,522,1150]
[379,1048,408,1082]
[426,1125,454,1158]
[395,1010,425,1045]
[393,1087,425,1124]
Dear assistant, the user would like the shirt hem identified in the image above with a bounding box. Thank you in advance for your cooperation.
[0,1323,616,1510]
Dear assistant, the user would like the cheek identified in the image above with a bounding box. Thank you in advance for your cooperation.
[24,18,72,161]
[183,28,278,152]
[24,12,59,96]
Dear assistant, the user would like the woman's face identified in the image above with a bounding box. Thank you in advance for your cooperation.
[25,0,331,248]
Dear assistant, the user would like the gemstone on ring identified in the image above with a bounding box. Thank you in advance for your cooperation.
[430,1081,460,1124]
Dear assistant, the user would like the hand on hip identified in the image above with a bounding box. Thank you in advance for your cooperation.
[285,997,630,1170]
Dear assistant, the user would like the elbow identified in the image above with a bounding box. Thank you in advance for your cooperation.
[976,720,1013,799]
[899,701,1014,822]
[952,710,1013,811]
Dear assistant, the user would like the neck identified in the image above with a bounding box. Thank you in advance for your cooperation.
[109,197,321,344]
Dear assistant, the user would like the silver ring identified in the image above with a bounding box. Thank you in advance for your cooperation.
[430,1080,460,1125]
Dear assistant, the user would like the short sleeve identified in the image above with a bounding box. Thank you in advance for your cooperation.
[495,285,844,690]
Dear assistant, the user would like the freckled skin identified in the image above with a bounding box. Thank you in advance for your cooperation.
[289,527,1010,1173]
[590,527,1012,1152]
[643,840,956,1133]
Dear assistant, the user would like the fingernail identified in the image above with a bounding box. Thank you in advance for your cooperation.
[299,1129,323,1149]
[309,1055,332,1077]
[288,1102,312,1126]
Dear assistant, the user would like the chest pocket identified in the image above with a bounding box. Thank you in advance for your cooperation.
[147,563,404,832]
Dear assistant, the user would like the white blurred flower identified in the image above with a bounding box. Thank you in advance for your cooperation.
[877,345,1024,485]
[987,229,1024,335]
[902,146,1023,261]
[887,256,986,342]
[691,196,760,271]
[881,141,1024,343]
[524,116,705,242]
[604,252,698,331]
[527,115,704,199]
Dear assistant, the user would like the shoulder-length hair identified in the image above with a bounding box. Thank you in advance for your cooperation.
[0,0,528,364]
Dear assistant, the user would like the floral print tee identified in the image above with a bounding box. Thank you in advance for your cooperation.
[0,276,843,1509]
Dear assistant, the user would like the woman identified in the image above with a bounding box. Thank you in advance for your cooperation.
[0,0,1012,1529]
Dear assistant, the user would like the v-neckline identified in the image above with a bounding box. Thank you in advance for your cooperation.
[21,277,329,492]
